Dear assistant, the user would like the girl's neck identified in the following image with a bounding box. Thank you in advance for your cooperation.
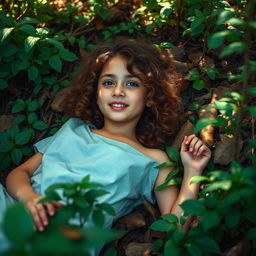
[98,122,138,142]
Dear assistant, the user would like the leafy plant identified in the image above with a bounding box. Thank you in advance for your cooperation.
[2,175,124,255]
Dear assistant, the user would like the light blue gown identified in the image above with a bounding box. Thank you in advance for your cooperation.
[0,118,159,254]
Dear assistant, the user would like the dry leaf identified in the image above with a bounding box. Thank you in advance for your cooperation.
[198,104,218,147]
[51,86,72,112]
[0,115,14,131]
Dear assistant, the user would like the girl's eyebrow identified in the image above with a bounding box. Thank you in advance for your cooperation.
[99,74,140,80]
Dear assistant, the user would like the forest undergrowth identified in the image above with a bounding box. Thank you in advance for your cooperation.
[0,0,255,255]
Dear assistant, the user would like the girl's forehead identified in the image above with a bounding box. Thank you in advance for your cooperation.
[101,54,140,75]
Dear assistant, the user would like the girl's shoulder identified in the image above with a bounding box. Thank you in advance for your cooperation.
[140,147,169,164]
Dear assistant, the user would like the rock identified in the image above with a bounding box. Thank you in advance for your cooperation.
[214,136,243,165]
[125,242,153,256]
[171,121,195,149]
[0,115,14,131]
[113,211,146,231]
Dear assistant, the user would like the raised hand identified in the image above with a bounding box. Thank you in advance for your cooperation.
[180,134,211,175]
[21,192,62,231]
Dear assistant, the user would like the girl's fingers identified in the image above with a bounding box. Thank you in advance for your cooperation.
[35,203,48,229]
[45,202,55,216]
[29,204,45,231]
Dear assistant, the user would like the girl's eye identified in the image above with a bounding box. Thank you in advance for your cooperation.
[102,80,114,87]
[127,81,139,87]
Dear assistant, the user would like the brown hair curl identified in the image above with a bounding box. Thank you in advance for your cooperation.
[63,39,183,148]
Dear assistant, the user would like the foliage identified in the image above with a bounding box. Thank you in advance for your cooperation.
[2,176,123,255]
[0,0,255,255]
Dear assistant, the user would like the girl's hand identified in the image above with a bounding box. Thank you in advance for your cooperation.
[180,134,211,175]
[22,193,62,231]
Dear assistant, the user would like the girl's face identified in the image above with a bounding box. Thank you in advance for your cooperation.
[97,54,147,126]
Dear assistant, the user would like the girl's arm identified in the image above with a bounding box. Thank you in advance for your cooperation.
[155,135,211,230]
[6,153,61,231]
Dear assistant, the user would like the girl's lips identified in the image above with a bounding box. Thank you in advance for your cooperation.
[109,102,128,111]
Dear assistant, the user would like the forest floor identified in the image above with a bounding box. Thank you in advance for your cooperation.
[0,1,254,255]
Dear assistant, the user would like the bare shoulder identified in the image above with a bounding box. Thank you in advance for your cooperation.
[143,147,170,164]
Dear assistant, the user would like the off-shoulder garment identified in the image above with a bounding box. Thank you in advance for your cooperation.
[0,118,159,254]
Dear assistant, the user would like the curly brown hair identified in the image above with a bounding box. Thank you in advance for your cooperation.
[63,39,183,148]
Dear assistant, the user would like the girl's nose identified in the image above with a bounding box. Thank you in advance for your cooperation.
[112,84,125,97]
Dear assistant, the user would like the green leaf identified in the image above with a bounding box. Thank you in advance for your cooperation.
[166,146,180,162]
[59,50,78,61]
[19,24,37,36]
[11,60,21,76]
[11,148,23,164]
[0,153,11,171]
[7,125,19,139]
[194,237,220,254]
[15,130,31,145]
[217,9,234,24]
[45,38,65,50]
[19,17,39,25]
[188,70,200,80]
[165,168,179,181]
[225,209,240,228]
[2,43,18,57]
[32,121,48,130]
[155,161,176,169]
[159,42,174,48]
[0,27,15,42]
[186,243,202,256]
[155,177,182,191]
[92,209,105,226]
[190,176,209,184]
[193,80,205,90]
[104,247,117,256]
[3,202,34,246]
[194,117,226,134]
[28,65,39,81]
[13,114,26,124]
[248,106,256,118]
[206,68,217,80]
[208,31,230,49]
[180,199,206,215]
[220,42,245,58]
[204,180,232,192]
[201,210,220,231]
[21,146,32,156]
[97,203,116,216]
[49,55,62,72]
[0,140,15,152]
[188,102,202,111]
[247,87,256,96]
[173,228,185,243]
[164,240,181,256]
[28,112,37,124]
[161,213,178,223]
[150,220,176,232]
[0,79,8,90]
[12,103,26,113]
[27,101,39,112]
[153,239,164,251]
[226,17,245,27]
[24,36,40,52]
[246,227,256,240]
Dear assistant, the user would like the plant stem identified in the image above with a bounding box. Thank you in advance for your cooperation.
[233,0,255,161]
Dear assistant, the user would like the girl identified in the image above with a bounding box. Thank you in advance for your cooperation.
[0,39,211,254]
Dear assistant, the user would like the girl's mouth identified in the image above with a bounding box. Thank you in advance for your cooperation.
[109,102,128,111]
